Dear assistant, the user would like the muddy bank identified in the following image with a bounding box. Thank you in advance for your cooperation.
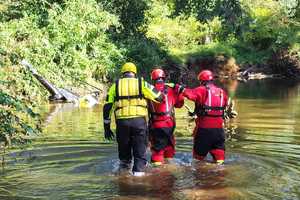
[163,50,300,85]
[268,49,300,78]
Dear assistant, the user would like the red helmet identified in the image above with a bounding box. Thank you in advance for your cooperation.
[151,69,166,80]
[198,70,213,81]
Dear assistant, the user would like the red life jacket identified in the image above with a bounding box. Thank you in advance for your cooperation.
[195,84,226,118]
[149,84,175,123]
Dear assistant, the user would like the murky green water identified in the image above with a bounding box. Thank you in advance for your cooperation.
[1,79,300,200]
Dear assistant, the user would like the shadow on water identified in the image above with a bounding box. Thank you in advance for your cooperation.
[0,79,300,199]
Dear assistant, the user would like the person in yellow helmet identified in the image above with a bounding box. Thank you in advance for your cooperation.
[103,62,163,177]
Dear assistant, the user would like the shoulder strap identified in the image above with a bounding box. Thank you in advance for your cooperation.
[196,85,225,117]
[138,77,142,99]
[150,85,174,117]
[205,85,211,108]
[115,79,120,101]
[115,78,144,100]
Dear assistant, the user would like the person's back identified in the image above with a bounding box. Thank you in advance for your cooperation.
[103,62,162,176]
[148,68,184,165]
[183,70,228,164]
[192,83,227,129]
[114,77,147,119]
[149,84,184,128]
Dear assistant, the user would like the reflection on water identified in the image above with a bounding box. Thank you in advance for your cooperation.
[0,79,300,200]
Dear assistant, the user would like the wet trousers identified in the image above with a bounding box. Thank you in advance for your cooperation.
[149,127,175,163]
[116,117,148,172]
[193,128,225,161]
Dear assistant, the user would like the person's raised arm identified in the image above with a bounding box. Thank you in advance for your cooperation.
[174,84,185,108]
[182,88,198,102]
[142,79,163,103]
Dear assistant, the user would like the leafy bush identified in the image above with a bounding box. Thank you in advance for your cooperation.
[172,0,244,37]
[0,0,125,100]
[241,0,292,50]
[0,87,41,147]
[144,1,223,59]
[99,0,150,36]
[150,0,299,67]
[0,0,125,146]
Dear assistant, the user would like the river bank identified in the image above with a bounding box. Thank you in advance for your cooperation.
[162,50,300,87]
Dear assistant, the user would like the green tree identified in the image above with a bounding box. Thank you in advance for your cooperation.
[172,0,244,37]
[99,0,150,36]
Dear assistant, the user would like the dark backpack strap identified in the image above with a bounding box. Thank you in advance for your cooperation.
[202,105,226,110]
[195,85,225,117]
[115,79,120,101]
[150,110,173,116]
[138,77,142,99]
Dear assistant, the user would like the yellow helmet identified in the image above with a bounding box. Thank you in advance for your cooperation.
[121,62,137,74]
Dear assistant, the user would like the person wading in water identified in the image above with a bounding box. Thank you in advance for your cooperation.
[103,62,163,176]
[148,68,185,166]
[182,70,237,164]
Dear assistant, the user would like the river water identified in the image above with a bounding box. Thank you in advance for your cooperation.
[0,79,299,200]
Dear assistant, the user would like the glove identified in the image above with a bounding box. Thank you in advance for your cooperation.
[224,109,238,119]
[188,110,196,117]
[104,123,114,140]
[174,84,185,94]
[228,110,238,119]
[224,98,238,120]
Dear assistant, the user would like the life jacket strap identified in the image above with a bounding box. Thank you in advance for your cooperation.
[195,85,225,117]
[149,85,174,120]
[115,77,144,101]
[150,110,173,116]
[198,114,224,117]
[115,105,147,112]
[202,105,226,111]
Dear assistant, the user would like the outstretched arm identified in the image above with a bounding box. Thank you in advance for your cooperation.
[183,88,198,102]
[142,79,163,103]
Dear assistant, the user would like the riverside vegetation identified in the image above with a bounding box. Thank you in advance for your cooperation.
[0,0,299,146]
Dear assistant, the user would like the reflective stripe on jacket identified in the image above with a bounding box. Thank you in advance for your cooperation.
[195,84,226,118]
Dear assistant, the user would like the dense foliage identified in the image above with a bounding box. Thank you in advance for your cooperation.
[0,83,40,148]
[145,0,299,65]
[0,0,299,145]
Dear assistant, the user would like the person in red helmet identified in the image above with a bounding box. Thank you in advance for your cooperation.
[148,68,185,166]
[182,70,237,164]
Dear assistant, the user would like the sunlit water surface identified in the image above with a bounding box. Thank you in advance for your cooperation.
[1,79,300,200]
